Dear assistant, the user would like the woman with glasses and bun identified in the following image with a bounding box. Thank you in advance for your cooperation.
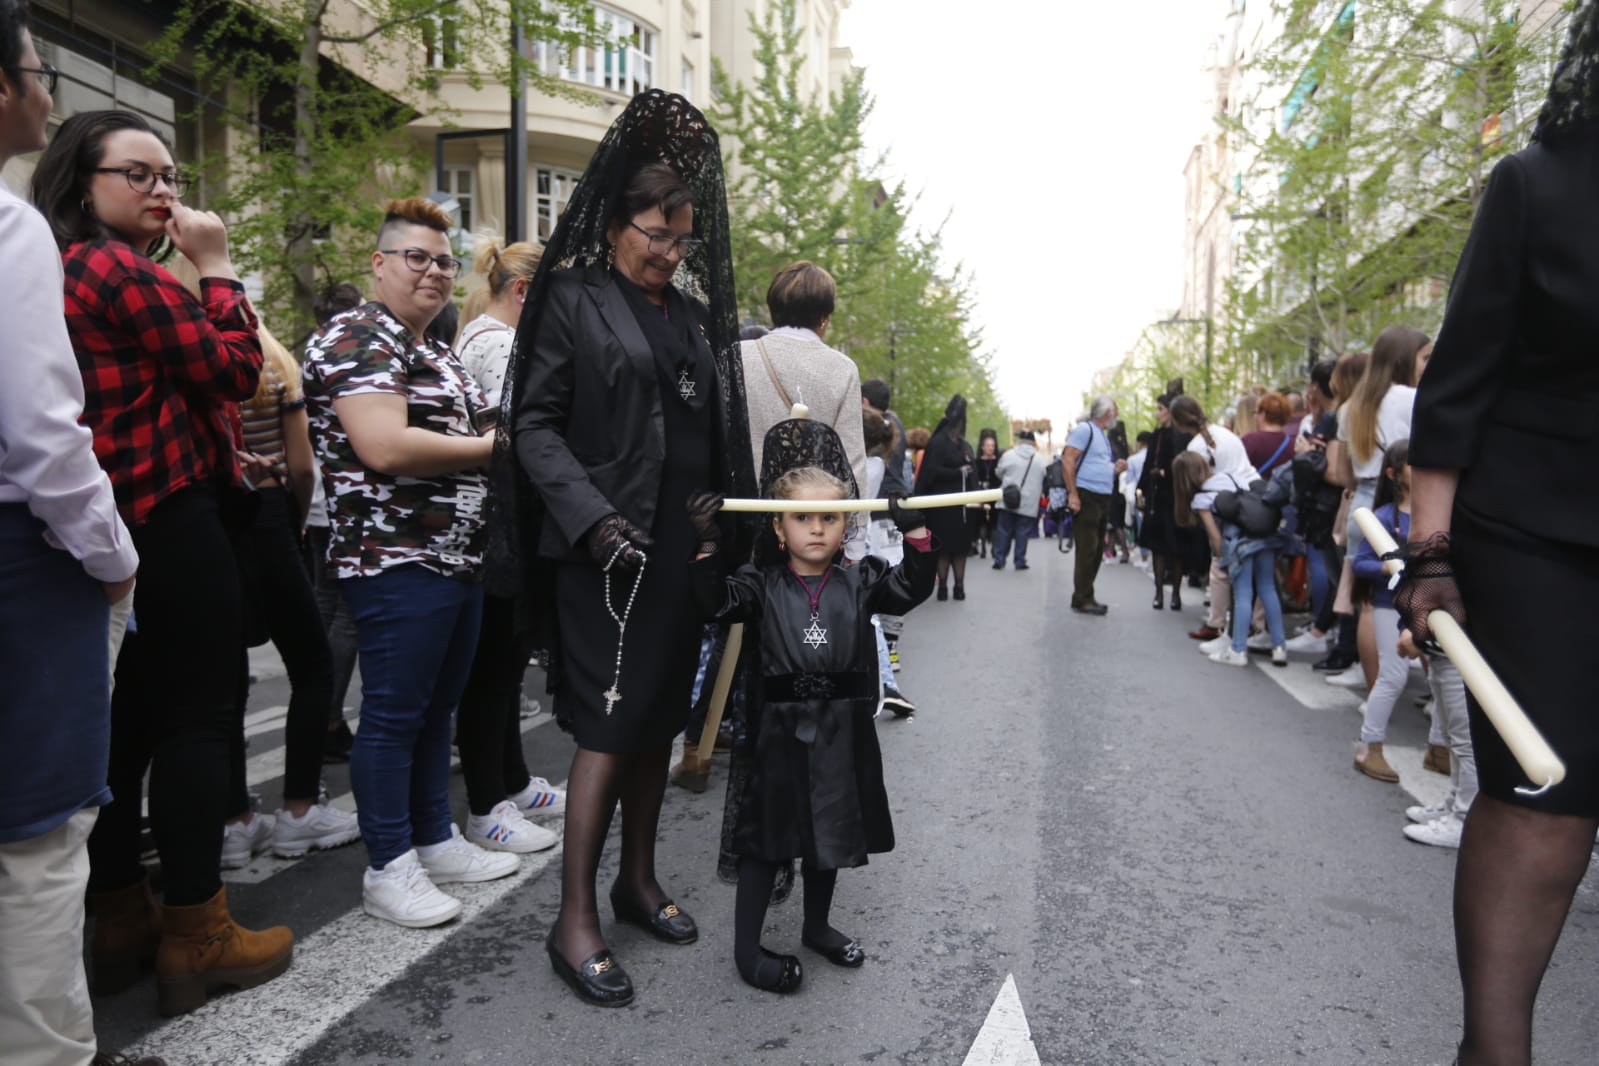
[31,109,292,1017]
[303,198,516,930]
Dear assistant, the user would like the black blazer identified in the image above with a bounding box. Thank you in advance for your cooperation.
[514,266,724,561]
[1412,137,1599,548]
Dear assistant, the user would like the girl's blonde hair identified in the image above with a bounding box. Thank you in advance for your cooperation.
[460,237,542,328]
[248,325,301,414]
[1232,394,1259,435]
[1171,451,1211,528]
[770,466,849,502]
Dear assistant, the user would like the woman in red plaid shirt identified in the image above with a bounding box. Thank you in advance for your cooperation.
[31,109,293,1017]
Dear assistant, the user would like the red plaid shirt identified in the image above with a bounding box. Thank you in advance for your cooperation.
[62,241,262,528]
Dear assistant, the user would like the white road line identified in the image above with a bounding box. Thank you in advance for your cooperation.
[1256,663,1452,811]
[134,846,560,1065]
[963,974,1042,1066]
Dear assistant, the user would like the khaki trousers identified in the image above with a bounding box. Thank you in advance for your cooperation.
[0,808,99,1066]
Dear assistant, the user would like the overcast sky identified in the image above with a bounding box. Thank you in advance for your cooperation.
[840,0,1232,427]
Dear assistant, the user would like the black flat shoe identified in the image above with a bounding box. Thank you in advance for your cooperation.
[1170,591,1182,610]
[952,584,966,600]
[545,933,633,1007]
[610,890,698,944]
[1314,651,1356,672]
[936,584,948,602]
[739,948,803,994]
[1152,592,1164,610]
[801,933,866,968]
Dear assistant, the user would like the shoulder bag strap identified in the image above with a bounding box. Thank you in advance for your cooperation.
[1258,432,1292,476]
[755,338,793,410]
[1075,424,1097,473]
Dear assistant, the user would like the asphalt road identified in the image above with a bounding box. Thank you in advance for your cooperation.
[96,545,1599,1065]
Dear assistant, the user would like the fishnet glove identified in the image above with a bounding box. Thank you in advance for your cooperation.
[685,491,724,553]
[586,513,654,574]
[1393,533,1466,652]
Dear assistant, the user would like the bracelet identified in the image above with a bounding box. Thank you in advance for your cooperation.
[696,540,720,556]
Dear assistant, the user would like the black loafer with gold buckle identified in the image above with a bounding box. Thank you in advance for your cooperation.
[545,932,634,1007]
[610,890,699,945]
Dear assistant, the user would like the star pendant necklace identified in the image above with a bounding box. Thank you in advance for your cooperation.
[677,367,697,401]
[788,561,833,649]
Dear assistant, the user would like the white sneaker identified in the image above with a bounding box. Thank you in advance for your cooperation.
[1403,812,1464,849]
[1271,646,1288,668]
[221,812,275,869]
[417,825,520,884]
[1326,666,1366,688]
[362,849,462,928]
[1246,631,1273,652]
[1209,647,1249,668]
[509,776,566,817]
[1198,635,1230,656]
[272,802,361,858]
[1406,803,1450,825]
[465,800,558,855]
[1284,630,1330,654]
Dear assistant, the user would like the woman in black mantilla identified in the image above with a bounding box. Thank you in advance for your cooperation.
[1136,393,1202,610]
[1398,8,1599,1063]
[490,91,756,1008]
[913,394,974,600]
[685,419,935,993]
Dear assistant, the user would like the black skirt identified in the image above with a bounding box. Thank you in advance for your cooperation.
[1453,504,1599,817]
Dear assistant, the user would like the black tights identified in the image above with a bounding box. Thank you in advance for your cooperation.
[733,857,849,988]
[1150,553,1181,593]
[549,743,672,964]
[1454,795,1598,1066]
[936,553,967,589]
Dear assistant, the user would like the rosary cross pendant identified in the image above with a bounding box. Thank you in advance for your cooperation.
[677,369,696,401]
[603,687,622,715]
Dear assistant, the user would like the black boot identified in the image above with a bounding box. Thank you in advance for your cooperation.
[1152,588,1164,610]
[1170,587,1182,610]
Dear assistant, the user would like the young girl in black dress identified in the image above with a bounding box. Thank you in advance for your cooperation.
[686,424,935,993]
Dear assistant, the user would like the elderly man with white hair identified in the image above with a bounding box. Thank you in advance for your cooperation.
[1062,396,1127,615]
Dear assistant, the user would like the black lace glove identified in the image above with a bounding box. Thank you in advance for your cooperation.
[686,491,724,553]
[586,513,654,574]
[887,494,926,535]
[1393,533,1466,652]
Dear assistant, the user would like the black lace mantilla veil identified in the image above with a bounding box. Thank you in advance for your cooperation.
[1534,0,1599,143]
[483,89,758,614]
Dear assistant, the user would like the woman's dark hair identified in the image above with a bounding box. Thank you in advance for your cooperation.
[612,161,694,230]
[861,378,891,411]
[1347,326,1429,465]
[314,281,364,326]
[0,0,29,79]
[32,109,175,257]
[766,260,836,330]
[1169,395,1215,449]
[1156,392,1174,410]
[1308,358,1336,398]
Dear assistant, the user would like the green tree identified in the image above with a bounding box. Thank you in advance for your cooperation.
[711,0,1003,437]
[150,0,596,334]
[1227,0,1561,380]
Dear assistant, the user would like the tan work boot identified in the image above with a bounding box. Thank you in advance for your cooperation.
[155,886,293,1016]
[1422,744,1451,775]
[669,747,711,793]
[1354,741,1400,783]
[90,874,162,994]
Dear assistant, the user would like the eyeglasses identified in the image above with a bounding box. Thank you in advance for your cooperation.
[93,167,194,196]
[627,220,702,258]
[13,64,57,94]
[379,247,463,278]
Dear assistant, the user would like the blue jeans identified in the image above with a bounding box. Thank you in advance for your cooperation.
[993,510,1033,568]
[341,565,484,869]
[1230,547,1286,653]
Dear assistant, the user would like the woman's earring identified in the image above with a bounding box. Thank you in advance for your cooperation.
[605,243,616,270]
[80,198,93,215]
[778,537,787,552]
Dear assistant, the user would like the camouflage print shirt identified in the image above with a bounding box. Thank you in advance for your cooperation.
[302,301,488,581]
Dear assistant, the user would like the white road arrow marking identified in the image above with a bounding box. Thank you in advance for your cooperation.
[963,973,1042,1066]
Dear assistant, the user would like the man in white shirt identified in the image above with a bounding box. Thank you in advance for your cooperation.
[0,7,149,1063]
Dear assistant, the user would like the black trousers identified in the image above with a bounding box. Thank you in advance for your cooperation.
[234,486,332,805]
[304,525,359,724]
[88,485,241,905]
[456,593,536,817]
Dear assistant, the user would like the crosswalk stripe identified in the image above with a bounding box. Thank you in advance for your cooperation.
[133,844,561,1065]
[1254,661,1451,812]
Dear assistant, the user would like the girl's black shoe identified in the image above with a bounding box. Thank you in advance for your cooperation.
[1314,651,1356,672]
[936,583,948,602]
[1170,590,1182,610]
[802,933,866,968]
[952,583,965,601]
[1152,591,1164,610]
[610,889,698,944]
[739,948,803,994]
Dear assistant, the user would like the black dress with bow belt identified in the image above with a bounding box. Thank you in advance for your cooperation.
[691,550,934,870]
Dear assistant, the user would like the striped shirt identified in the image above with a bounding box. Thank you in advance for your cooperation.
[240,353,305,482]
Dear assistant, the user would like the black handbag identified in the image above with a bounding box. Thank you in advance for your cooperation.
[1213,475,1286,537]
